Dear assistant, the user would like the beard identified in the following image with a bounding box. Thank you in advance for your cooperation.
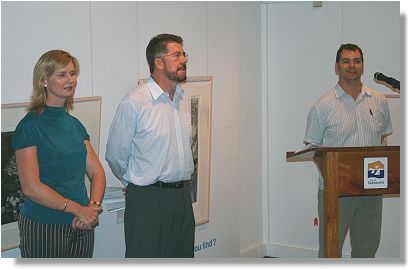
[165,64,187,82]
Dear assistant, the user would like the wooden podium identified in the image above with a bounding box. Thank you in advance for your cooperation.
[286,146,400,258]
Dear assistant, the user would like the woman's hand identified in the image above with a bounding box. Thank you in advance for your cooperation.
[71,205,101,230]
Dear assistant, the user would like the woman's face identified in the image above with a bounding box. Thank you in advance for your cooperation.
[44,60,77,105]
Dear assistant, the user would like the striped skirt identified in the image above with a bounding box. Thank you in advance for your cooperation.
[18,214,94,258]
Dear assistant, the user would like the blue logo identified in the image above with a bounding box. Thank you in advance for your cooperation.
[368,161,385,179]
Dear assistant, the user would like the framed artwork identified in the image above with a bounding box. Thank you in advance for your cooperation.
[138,76,212,225]
[1,97,102,251]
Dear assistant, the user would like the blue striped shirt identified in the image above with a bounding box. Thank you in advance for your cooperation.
[304,83,392,189]
[106,77,194,186]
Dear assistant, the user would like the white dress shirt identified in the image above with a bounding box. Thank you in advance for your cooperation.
[304,83,393,189]
[106,77,194,186]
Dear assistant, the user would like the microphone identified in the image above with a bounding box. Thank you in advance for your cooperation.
[374,72,400,90]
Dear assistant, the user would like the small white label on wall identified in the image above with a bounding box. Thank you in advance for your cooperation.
[364,157,388,189]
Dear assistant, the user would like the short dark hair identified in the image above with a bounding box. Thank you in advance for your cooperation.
[146,33,184,73]
[336,43,364,63]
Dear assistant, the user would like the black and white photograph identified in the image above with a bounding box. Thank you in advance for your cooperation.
[189,96,199,203]
[1,131,24,225]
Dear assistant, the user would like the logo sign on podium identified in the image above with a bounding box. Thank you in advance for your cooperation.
[364,157,388,189]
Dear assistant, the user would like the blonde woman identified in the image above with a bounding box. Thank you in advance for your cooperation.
[12,50,106,258]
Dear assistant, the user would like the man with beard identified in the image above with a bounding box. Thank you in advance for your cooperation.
[304,44,392,257]
[106,34,195,258]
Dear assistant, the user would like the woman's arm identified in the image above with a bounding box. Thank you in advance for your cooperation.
[84,140,106,206]
[15,146,99,229]
[71,141,106,230]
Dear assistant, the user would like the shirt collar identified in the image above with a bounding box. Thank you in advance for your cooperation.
[147,76,184,100]
[334,83,372,99]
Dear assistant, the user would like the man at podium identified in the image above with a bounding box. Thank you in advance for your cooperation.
[303,44,393,258]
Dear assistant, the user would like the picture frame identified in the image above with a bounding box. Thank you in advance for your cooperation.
[138,76,212,225]
[1,96,102,251]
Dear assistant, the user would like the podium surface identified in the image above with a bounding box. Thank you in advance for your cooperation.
[287,146,400,257]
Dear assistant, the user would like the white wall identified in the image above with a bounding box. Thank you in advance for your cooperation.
[1,2,94,103]
[263,1,401,258]
[1,1,262,258]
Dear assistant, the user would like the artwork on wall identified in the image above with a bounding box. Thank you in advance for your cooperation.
[1,97,102,251]
[139,76,212,225]
[189,96,199,203]
[1,131,24,226]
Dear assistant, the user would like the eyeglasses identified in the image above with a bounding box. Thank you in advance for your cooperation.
[161,51,188,61]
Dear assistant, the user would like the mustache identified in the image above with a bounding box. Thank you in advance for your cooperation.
[178,64,187,70]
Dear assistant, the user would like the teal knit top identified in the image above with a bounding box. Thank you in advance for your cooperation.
[12,105,90,224]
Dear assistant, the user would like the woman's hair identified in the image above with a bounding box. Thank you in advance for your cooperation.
[29,50,80,114]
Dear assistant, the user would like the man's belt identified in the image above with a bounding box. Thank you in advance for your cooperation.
[151,181,186,189]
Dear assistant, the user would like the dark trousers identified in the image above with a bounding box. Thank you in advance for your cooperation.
[124,182,195,258]
[18,214,94,258]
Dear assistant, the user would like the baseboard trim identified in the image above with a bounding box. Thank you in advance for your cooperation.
[240,243,267,258]
[240,243,354,258]
[240,243,317,258]
[265,243,318,258]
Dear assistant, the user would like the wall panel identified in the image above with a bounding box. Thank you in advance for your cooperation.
[1,2,93,103]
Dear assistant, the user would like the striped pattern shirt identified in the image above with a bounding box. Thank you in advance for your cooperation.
[304,83,392,190]
[106,77,194,186]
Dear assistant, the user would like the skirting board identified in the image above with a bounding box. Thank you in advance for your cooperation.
[239,243,317,258]
[266,244,318,258]
[240,243,319,258]
[240,243,267,258]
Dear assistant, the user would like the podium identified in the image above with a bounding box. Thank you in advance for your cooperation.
[286,146,400,258]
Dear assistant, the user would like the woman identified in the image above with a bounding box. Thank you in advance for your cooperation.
[12,50,106,258]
